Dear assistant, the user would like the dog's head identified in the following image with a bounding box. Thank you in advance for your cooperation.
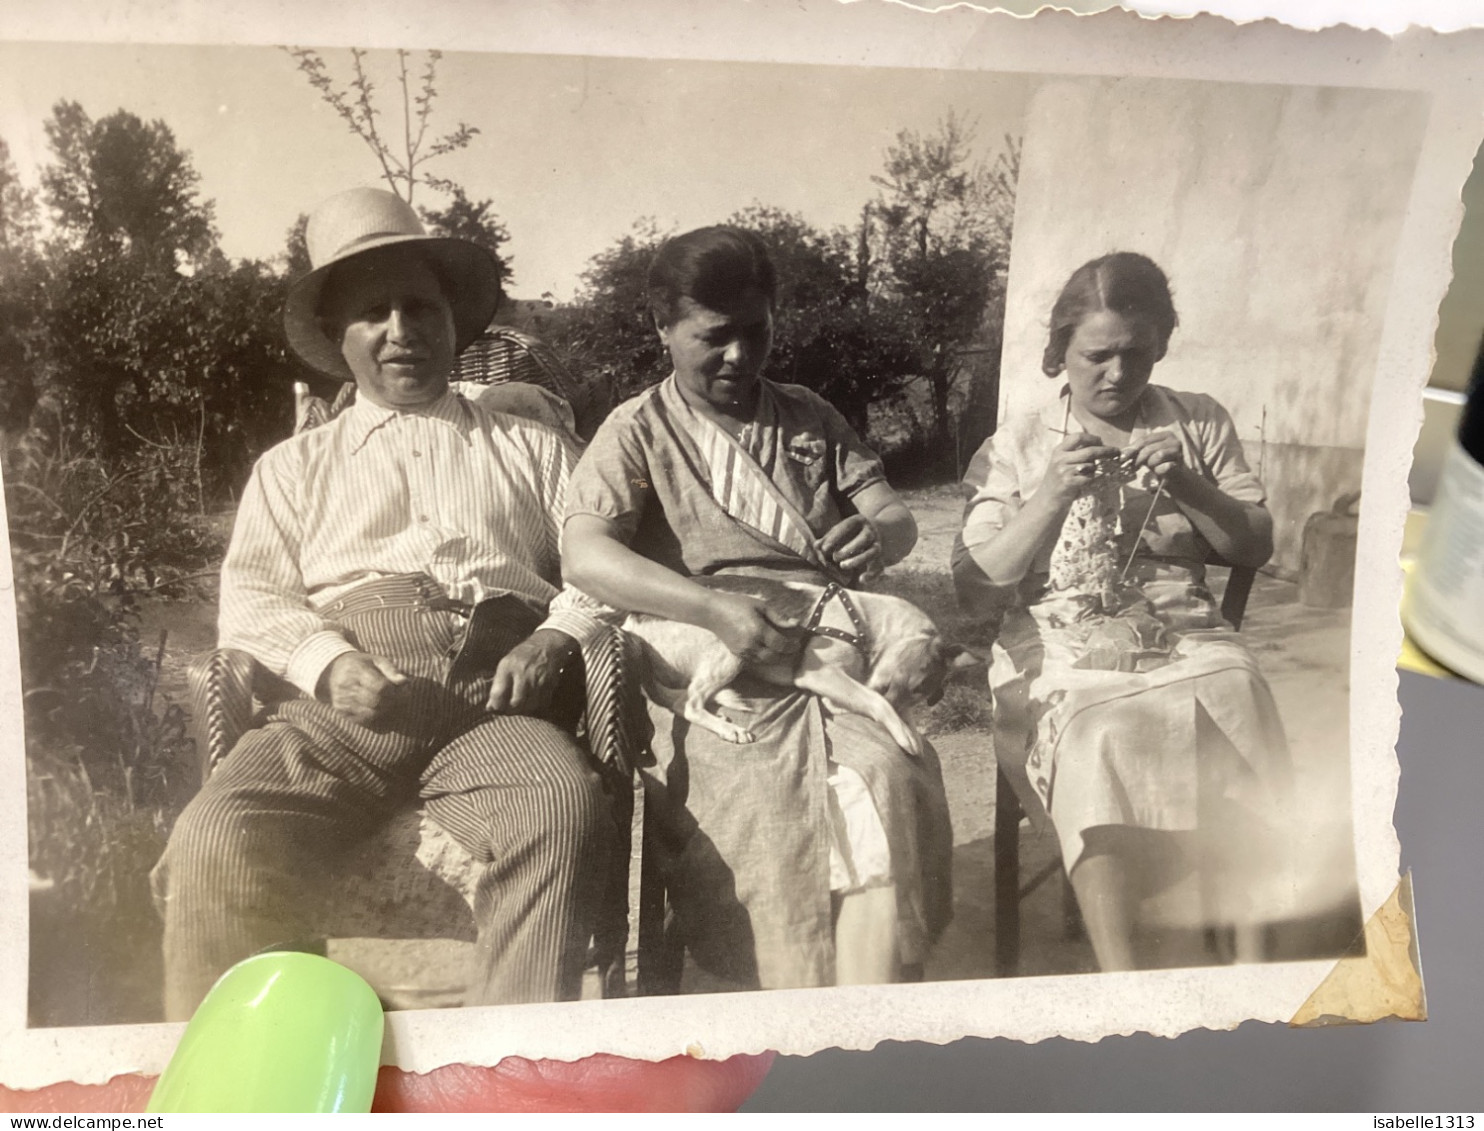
[867,632,981,709]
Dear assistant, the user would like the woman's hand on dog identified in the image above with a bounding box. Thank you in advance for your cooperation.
[706,594,801,666]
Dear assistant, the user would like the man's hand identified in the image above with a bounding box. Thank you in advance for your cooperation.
[319,652,408,729]
[487,628,578,717]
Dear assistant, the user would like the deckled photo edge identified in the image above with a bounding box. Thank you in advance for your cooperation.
[0,5,1477,1088]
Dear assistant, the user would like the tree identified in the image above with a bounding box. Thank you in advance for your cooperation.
[284,48,477,206]
[726,205,917,433]
[549,117,1023,473]
[868,115,1020,472]
[547,219,669,410]
[34,103,220,460]
[0,137,38,264]
[283,49,513,295]
[281,212,312,279]
[546,208,921,439]
[24,102,294,481]
[41,101,217,271]
[419,185,513,290]
[0,139,40,435]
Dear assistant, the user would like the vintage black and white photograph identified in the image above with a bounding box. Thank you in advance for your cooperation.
[0,3,1474,1085]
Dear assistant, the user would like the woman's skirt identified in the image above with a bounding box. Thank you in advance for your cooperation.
[641,676,954,990]
[990,586,1305,931]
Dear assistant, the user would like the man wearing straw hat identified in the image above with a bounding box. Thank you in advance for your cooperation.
[156,187,615,1017]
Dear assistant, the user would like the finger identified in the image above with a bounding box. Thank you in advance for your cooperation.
[833,528,875,561]
[504,680,534,714]
[1063,446,1118,465]
[486,667,516,712]
[517,676,555,716]
[1061,432,1102,450]
[371,1051,777,1113]
[1141,446,1177,471]
[343,701,378,728]
[0,1076,156,1114]
[369,656,409,685]
[0,1053,779,1115]
[816,518,863,554]
[510,669,554,715]
[837,549,878,573]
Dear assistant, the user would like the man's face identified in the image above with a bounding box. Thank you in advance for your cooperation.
[322,253,457,410]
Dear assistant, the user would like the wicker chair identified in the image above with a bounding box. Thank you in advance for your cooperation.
[188,331,649,1002]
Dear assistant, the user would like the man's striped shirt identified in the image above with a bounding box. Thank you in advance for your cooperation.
[219,390,602,696]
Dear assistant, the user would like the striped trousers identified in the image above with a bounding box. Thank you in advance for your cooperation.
[157,577,616,1019]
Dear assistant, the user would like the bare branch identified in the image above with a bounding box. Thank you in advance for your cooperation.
[282,46,406,199]
[411,51,439,177]
[349,48,407,197]
[397,50,416,204]
[283,46,478,203]
[425,123,480,161]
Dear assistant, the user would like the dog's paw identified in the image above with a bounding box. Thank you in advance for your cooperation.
[893,725,926,758]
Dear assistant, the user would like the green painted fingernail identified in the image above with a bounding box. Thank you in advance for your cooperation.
[148,952,384,1113]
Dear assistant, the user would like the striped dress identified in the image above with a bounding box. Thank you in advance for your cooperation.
[565,376,953,990]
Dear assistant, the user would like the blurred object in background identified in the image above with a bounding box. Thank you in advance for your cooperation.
[1403,345,1484,683]
[1299,492,1360,609]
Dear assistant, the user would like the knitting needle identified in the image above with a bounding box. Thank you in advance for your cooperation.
[1048,396,1073,437]
[1118,477,1167,584]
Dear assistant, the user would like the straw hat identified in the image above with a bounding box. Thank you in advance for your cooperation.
[283,186,503,381]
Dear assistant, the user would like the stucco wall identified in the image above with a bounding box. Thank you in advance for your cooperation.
[997,78,1426,569]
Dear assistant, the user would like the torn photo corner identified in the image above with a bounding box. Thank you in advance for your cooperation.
[0,1,1469,1088]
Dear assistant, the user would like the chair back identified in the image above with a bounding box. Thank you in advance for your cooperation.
[454,326,579,401]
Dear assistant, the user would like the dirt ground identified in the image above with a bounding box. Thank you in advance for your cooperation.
[130,483,1355,1004]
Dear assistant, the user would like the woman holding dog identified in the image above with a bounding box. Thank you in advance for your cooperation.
[953,252,1295,972]
[562,226,952,991]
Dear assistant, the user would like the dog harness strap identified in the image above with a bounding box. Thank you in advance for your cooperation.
[805,583,870,657]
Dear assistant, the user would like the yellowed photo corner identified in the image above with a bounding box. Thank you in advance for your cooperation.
[0,0,1475,1088]
[1290,872,1426,1027]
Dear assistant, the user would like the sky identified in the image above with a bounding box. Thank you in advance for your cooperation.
[0,42,1032,301]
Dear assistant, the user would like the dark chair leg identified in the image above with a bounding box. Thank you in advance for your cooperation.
[994,767,1023,977]
[636,792,684,996]
[1061,872,1085,941]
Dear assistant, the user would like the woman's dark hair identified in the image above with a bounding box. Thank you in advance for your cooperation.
[1041,252,1179,376]
[647,226,777,327]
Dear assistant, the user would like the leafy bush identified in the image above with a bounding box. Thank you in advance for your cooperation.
[920,682,995,737]
[6,432,218,1024]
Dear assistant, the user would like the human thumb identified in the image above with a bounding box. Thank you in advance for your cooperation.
[369,656,408,685]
